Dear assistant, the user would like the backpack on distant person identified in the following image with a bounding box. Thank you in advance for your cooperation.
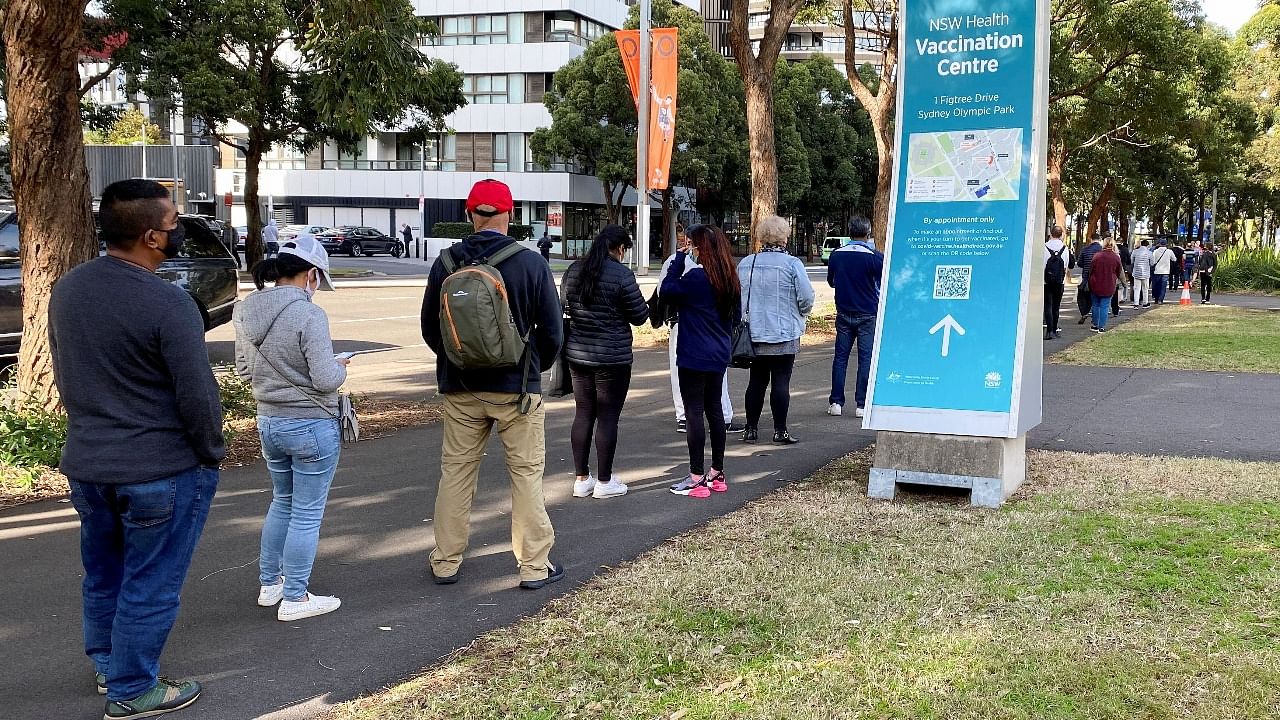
[1045,246,1067,284]
[438,240,529,370]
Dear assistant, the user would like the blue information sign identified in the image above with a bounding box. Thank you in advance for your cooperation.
[865,0,1048,438]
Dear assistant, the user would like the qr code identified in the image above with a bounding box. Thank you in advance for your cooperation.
[933,265,972,300]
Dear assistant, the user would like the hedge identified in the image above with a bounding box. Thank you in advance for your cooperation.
[432,222,534,240]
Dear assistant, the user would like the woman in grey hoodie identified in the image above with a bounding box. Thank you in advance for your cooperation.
[234,237,348,622]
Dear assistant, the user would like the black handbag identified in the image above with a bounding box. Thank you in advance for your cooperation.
[730,255,757,369]
[547,316,573,398]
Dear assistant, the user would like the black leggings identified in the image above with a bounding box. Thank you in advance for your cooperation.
[569,363,632,480]
[678,368,726,476]
[744,354,796,432]
[1200,272,1213,302]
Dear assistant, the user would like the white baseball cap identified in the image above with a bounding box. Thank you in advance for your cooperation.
[277,235,335,291]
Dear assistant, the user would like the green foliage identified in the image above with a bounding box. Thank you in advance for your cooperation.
[1215,247,1280,293]
[80,101,124,135]
[215,369,257,424]
[84,107,163,145]
[0,399,68,472]
[431,222,533,240]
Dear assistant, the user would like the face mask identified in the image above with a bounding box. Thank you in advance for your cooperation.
[156,222,185,259]
[304,269,319,298]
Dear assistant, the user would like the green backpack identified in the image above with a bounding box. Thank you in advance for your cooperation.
[438,241,529,370]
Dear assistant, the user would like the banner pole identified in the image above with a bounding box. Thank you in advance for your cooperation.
[635,0,651,275]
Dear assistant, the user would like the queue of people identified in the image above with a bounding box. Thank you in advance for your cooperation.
[50,178,886,719]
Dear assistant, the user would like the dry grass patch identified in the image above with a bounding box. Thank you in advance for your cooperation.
[325,449,1280,720]
[1052,305,1280,373]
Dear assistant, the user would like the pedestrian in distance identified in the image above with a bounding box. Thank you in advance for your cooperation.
[538,230,553,262]
[222,220,242,269]
[826,216,884,419]
[263,218,280,253]
[1131,238,1153,308]
[738,215,814,444]
[1044,225,1071,339]
[660,222,738,433]
[50,179,225,718]
[561,225,650,499]
[421,179,565,590]
[234,236,349,621]
[1150,238,1174,304]
[1076,234,1103,326]
[1089,237,1125,332]
[661,224,740,498]
[1196,241,1218,304]
[1183,243,1199,291]
[1169,242,1185,290]
[401,223,414,253]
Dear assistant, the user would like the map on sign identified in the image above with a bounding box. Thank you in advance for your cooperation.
[905,129,1023,203]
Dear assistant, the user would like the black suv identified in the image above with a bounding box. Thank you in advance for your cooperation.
[0,212,238,364]
[316,226,403,257]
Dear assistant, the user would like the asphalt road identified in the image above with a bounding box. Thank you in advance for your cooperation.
[4,278,1276,719]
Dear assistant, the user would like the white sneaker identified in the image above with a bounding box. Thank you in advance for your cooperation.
[277,593,341,621]
[854,407,866,418]
[572,475,596,498]
[592,477,629,499]
[827,403,842,416]
[257,580,284,607]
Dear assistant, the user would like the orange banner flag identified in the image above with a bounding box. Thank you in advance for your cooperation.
[615,28,679,190]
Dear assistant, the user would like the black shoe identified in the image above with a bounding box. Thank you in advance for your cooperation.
[742,427,758,444]
[676,420,687,433]
[1076,316,1087,325]
[429,566,459,585]
[724,422,744,433]
[519,561,565,590]
[772,431,799,445]
[1053,331,1062,338]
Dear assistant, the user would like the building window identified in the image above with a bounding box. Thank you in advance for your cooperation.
[525,73,553,103]
[492,134,508,172]
[544,11,606,46]
[433,14,508,45]
[462,74,509,104]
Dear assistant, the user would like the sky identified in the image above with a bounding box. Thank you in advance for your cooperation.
[1202,0,1263,33]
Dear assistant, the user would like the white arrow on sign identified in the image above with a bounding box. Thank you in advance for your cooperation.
[928,314,966,357]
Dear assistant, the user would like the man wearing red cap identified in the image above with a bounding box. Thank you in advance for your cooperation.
[420,179,565,589]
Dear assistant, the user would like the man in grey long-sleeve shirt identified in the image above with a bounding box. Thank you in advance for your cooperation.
[50,179,221,717]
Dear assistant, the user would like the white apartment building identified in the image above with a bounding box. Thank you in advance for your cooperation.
[745,1,890,76]
[214,0,697,252]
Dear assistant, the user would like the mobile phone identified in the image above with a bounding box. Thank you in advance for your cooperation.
[334,351,356,361]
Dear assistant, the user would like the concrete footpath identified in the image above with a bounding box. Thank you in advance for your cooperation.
[2,300,1278,719]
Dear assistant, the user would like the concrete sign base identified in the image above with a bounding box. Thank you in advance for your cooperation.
[868,431,1026,508]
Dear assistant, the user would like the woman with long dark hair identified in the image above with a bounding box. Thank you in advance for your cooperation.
[234,237,348,621]
[660,224,740,498]
[561,225,650,499]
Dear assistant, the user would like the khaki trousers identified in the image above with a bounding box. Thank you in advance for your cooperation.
[430,392,555,582]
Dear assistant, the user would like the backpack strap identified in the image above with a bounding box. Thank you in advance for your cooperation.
[1050,247,1065,259]
[484,242,526,267]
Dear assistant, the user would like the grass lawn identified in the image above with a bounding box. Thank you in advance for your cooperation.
[325,450,1280,720]
[1052,304,1280,373]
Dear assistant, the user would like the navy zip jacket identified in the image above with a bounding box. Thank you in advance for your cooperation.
[826,239,884,316]
[660,252,737,373]
[421,231,562,395]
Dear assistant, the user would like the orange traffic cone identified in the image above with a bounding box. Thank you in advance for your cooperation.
[1179,281,1192,306]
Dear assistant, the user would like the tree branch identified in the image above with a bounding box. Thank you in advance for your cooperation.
[78,61,119,97]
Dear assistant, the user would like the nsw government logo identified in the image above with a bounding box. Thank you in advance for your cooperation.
[984,372,1002,389]
[887,372,903,383]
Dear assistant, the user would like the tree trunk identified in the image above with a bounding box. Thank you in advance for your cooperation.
[601,179,618,224]
[243,135,267,268]
[742,67,779,253]
[1047,143,1069,231]
[842,0,898,250]
[1085,178,1115,241]
[4,0,97,410]
[1195,190,1207,244]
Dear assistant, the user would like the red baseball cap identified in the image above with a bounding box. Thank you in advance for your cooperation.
[466,179,513,216]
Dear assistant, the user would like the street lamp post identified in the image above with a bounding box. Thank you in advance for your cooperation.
[634,0,651,275]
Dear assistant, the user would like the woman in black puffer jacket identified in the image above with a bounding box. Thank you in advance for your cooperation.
[561,225,649,500]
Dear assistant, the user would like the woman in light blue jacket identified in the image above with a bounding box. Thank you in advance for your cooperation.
[738,215,815,444]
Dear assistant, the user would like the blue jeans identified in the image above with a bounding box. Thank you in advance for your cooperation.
[258,417,341,600]
[1091,293,1112,330]
[830,311,877,408]
[69,466,218,701]
[1152,274,1168,303]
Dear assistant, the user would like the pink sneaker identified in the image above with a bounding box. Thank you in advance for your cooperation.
[708,471,728,493]
[688,483,712,498]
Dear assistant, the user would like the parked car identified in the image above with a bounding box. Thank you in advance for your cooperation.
[820,236,852,265]
[316,226,402,257]
[280,224,330,244]
[0,212,239,364]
